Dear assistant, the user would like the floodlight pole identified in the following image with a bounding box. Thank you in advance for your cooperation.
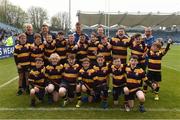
[69,0,71,30]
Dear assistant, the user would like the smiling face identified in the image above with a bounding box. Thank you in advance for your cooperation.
[129,57,138,68]
[117,29,125,36]
[35,60,44,68]
[97,57,105,65]
[68,58,76,66]
[46,35,53,43]
[113,58,121,67]
[82,61,90,69]
[34,37,42,45]
[19,34,27,45]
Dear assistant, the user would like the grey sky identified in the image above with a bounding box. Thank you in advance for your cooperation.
[9,0,180,28]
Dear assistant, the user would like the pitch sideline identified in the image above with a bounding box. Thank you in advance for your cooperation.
[0,107,179,112]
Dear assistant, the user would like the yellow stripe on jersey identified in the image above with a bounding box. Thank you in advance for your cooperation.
[19,62,30,66]
[139,60,145,63]
[82,78,94,83]
[101,52,111,56]
[94,76,107,81]
[131,50,143,55]
[78,51,87,55]
[88,56,96,59]
[45,49,55,53]
[63,73,78,78]
[56,48,66,51]
[149,59,161,64]
[127,79,141,84]
[31,53,43,58]
[112,55,127,59]
[112,46,127,50]
[35,79,45,83]
[142,77,148,81]
[113,75,125,80]
[88,47,97,51]
[17,53,29,58]
[48,75,62,79]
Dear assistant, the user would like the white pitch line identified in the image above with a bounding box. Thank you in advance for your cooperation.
[0,76,18,89]
[163,65,180,72]
[0,107,179,112]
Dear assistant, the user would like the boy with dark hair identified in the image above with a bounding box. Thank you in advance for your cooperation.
[76,57,95,108]
[55,31,67,64]
[109,57,126,105]
[29,58,46,107]
[44,34,56,66]
[93,54,110,109]
[14,33,30,95]
[59,54,80,107]
[124,55,155,112]
[30,33,44,69]
[147,38,173,100]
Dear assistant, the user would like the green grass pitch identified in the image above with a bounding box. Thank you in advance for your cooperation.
[0,45,180,119]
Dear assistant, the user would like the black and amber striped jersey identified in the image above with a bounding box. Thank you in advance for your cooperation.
[44,40,56,60]
[109,64,126,87]
[30,43,44,67]
[87,41,99,61]
[78,67,95,87]
[55,39,67,60]
[66,42,77,55]
[97,42,112,62]
[28,66,46,88]
[62,63,80,83]
[14,43,30,67]
[76,43,88,61]
[147,43,170,72]
[110,35,130,64]
[45,63,63,86]
[129,40,147,63]
[93,62,110,86]
[125,65,147,90]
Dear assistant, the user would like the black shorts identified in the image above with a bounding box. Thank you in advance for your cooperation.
[35,89,45,101]
[60,82,76,98]
[127,88,141,100]
[147,71,161,82]
[113,86,124,100]
[17,65,30,73]
[94,83,108,98]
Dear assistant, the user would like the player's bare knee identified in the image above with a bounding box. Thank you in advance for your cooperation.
[82,85,87,93]
[123,87,129,95]
[76,84,81,92]
[59,87,66,97]
[47,84,54,93]
[30,89,35,96]
[136,90,145,102]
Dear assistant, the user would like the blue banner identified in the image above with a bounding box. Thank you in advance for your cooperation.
[0,46,14,59]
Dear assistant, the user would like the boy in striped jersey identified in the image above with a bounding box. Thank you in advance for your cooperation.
[45,53,63,104]
[124,55,155,112]
[55,31,67,64]
[14,33,30,95]
[44,34,56,66]
[29,58,46,107]
[30,33,44,69]
[59,54,80,107]
[110,28,130,64]
[129,33,147,70]
[109,57,126,105]
[147,38,173,100]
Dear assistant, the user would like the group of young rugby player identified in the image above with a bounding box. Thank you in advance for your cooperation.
[13,22,173,112]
